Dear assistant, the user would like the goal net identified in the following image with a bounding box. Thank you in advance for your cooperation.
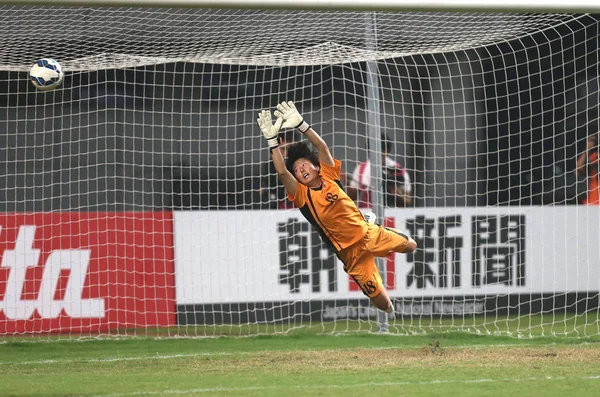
[0,5,598,339]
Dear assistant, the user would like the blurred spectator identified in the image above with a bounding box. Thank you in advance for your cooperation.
[575,133,599,205]
[259,131,296,209]
[347,134,413,208]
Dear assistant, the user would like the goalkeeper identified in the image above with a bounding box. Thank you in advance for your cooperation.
[257,101,417,314]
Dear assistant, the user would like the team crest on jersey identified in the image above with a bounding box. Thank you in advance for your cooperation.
[325,193,338,203]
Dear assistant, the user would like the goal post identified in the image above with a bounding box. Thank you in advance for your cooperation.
[0,3,599,339]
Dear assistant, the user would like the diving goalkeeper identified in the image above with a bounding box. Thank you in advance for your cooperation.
[257,101,417,313]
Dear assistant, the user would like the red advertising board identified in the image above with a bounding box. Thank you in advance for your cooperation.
[0,212,176,334]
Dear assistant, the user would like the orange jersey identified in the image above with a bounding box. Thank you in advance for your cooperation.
[288,158,368,251]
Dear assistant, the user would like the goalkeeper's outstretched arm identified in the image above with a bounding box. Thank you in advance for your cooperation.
[256,110,298,197]
[275,101,335,167]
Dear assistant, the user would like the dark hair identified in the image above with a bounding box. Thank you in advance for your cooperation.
[285,142,320,175]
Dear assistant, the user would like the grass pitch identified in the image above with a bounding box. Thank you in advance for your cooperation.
[1,320,600,396]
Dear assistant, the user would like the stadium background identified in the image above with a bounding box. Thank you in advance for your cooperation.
[0,14,597,212]
[1,7,600,397]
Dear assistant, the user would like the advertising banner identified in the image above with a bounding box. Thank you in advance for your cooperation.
[174,207,600,323]
[0,212,176,334]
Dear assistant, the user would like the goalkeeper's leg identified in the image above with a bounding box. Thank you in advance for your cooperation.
[371,287,394,314]
[344,254,394,313]
[368,225,417,256]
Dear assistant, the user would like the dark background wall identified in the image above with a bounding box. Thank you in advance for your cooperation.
[0,14,597,211]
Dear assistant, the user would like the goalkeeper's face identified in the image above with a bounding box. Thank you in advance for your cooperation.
[292,158,321,187]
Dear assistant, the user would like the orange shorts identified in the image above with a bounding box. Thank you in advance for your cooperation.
[338,224,409,298]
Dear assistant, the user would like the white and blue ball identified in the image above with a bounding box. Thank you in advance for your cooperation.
[29,58,63,91]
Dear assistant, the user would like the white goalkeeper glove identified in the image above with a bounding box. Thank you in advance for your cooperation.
[274,101,310,133]
[257,110,283,149]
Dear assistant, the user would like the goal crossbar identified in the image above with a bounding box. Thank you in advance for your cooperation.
[2,0,600,14]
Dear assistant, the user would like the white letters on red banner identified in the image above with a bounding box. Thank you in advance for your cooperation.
[0,225,104,320]
[0,213,176,334]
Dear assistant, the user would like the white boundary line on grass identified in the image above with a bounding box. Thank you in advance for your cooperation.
[93,376,600,397]
[1,342,597,366]
[0,353,208,366]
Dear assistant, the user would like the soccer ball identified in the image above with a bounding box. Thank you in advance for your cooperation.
[29,58,64,91]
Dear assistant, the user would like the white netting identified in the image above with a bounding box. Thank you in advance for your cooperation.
[0,6,598,339]
[0,7,584,68]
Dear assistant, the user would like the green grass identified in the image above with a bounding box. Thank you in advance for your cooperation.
[1,316,600,396]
